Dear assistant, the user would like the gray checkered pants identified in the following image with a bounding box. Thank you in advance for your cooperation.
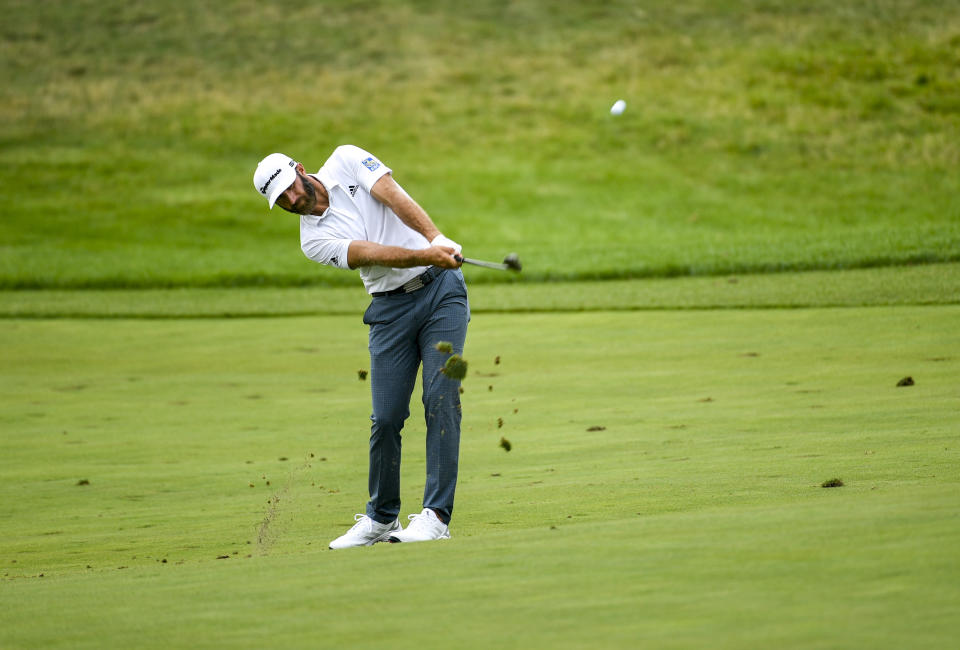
[361,268,469,524]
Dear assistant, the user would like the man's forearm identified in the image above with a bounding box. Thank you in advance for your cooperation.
[347,241,431,269]
[392,195,441,243]
[347,240,461,270]
[370,174,441,242]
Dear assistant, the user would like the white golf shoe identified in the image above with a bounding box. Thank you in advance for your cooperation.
[388,508,451,543]
[328,514,402,549]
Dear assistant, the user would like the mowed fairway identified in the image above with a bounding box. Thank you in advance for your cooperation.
[2,286,958,648]
[4,1,959,646]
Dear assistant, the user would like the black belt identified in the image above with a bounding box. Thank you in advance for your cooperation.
[371,267,443,297]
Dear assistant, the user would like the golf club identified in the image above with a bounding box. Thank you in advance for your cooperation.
[454,253,522,272]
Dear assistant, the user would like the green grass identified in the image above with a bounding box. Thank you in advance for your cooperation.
[2,279,959,647]
[2,0,959,287]
[3,1,960,645]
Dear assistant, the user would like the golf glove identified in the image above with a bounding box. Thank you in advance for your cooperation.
[431,234,462,255]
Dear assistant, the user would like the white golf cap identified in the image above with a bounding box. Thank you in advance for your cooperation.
[253,153,297,209]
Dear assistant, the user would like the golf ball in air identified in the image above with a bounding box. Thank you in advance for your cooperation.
[610,99,626,115]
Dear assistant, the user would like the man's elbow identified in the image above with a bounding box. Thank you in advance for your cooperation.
[346,241,370,269]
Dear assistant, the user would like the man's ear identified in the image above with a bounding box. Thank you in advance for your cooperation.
[295,162,305,174]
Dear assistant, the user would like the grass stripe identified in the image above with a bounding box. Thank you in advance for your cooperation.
[1,264,957,319]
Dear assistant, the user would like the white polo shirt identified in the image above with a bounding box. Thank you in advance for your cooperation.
[299,145,432,294]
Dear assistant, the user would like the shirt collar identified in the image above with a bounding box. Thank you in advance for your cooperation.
[310,170,336,219]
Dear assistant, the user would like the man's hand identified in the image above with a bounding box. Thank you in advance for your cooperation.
[425,246,463,269]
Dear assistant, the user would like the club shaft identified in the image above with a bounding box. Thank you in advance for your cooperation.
[460,257,508,270]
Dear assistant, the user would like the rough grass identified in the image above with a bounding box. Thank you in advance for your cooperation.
[1,0,958,287]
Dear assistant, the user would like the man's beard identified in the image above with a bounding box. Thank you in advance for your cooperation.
[292,172,317,214]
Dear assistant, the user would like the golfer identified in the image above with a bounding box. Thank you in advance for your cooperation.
[253,145,469,548]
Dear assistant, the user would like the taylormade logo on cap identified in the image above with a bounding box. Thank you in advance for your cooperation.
[253,153,297,209]
[259,167,284,195]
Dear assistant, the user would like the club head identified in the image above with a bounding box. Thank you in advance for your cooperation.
[502,253,522,272]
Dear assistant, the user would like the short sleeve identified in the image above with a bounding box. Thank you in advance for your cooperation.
[334,145,392,193]
[301,219,352,270]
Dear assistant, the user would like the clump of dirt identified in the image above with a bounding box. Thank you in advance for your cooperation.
[497,417,504,428]
[821,478,844,488]
[586,426,606,432]
[441,355,468,380]
[495,356,501,365]
[499,437,512,452]
[76,479,90,486]
[435,341,454,354]
[896,376,914,387]
[358,369,368,381]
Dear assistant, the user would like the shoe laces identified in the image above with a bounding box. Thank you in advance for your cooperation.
[348,513,373,533]
[406,509,440,533]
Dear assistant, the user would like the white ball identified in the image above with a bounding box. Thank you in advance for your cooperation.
[610,99,626,115]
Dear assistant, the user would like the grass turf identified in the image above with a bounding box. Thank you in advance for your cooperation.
[2,289,958,647]
[2,0,959,645]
